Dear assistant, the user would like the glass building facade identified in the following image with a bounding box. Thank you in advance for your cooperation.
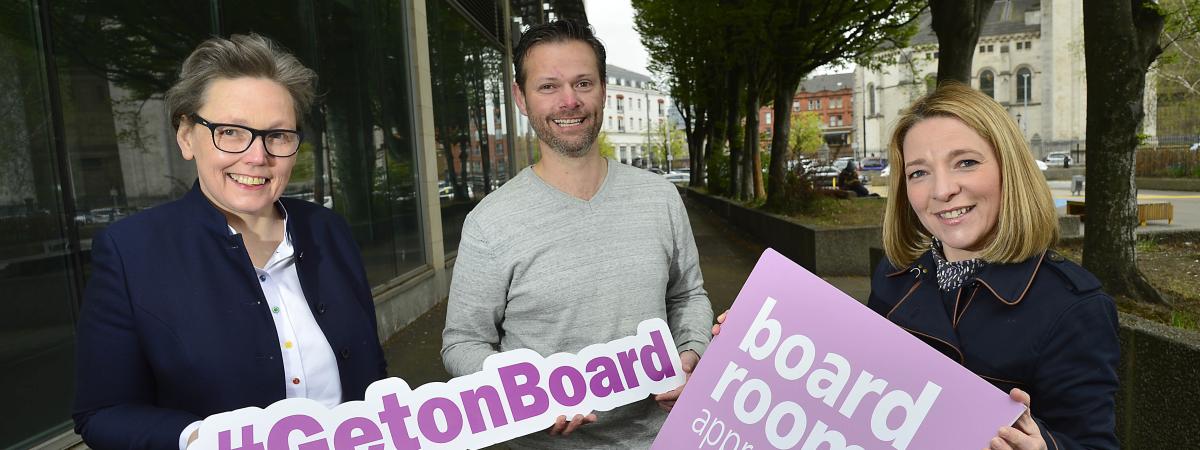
[0,0,585,447]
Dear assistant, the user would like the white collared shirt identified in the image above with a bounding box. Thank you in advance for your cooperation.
[180,205,342,449]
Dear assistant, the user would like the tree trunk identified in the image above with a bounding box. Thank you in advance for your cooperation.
[692,113,709,187]
[766,72,797,209]
[742,79,763,200]
[1082,0,1167,304]
[707,103,727,195]
[725,70,744,199]
[930,0,993,85]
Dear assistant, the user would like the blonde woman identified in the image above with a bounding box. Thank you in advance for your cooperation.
[869,82,1117,450]
[713,83,1117,449]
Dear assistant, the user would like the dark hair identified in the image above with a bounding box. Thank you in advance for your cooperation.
[513,19,606,92]
[166,33,316,131]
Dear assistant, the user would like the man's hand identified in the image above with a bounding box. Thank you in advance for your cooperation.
[986,389,1047,450]
[548,413,597,437]
[654,350,699,411]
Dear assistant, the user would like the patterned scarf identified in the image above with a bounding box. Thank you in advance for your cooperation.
[930,238,986,292]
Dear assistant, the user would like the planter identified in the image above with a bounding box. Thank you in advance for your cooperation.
[681,187,882,276]
[1135,177,1200,192]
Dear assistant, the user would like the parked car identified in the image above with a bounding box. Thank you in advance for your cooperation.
[647,167,665,175]
[807,165,840,187]
[833,157,857,172]
[663,172,689,184]
[880,165,891,177]
[861,157,888,171]
[1035,159,1048,171]
[87,207,127,224]
[1044,152,1072,167]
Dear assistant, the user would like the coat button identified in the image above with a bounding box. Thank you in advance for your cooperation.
[339,348,351,359]
[317,303,328,315]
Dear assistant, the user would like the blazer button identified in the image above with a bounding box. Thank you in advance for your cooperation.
[340,348,351,359]
[317,303,328,315]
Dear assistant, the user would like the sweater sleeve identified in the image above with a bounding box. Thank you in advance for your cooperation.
[441,216,508,376]
[664,191,714,357]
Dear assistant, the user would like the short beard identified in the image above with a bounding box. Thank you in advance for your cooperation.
[532,116,602,158]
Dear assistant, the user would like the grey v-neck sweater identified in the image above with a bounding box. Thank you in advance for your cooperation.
[442,161,712,449]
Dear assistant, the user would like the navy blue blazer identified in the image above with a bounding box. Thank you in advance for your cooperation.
[868,250,1119,450]
[73,184,387,449]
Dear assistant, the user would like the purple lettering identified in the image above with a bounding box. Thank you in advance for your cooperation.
[616,348,642,389]
[586,356,625,397]
[548,366,587,407]
[218,425,264,450]
[499,362,549,421]
[417,397,464,444]
[377,393,420,450]
[332,417,383,450]
[267,414,328,450]
[459,385,509,433]
[640,330,677,381]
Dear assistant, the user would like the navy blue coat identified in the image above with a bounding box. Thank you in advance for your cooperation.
[73,184,387,449]
[868,250,1119,450]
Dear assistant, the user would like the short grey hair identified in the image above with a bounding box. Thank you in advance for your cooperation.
[166,33,316,130]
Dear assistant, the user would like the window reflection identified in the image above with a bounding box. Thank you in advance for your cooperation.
[223,0,425,283]
[428,0,511,253]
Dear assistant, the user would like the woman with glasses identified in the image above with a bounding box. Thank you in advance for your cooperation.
[72,34,387,450]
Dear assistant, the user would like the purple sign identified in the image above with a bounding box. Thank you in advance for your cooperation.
[194,319,685,449]
[653,249,1024,450]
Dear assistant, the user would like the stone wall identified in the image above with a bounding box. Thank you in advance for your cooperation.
[1114,313,1200,448]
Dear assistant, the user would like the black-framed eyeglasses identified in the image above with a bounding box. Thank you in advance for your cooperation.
[188,113,303,157]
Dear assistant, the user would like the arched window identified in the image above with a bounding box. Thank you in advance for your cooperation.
[867,83,876,115]
[979,70,995,98]
[924,74,937,94]
[1016,68,1032,103]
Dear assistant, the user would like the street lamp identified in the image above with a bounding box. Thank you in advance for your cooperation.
[1021,72,1030,138]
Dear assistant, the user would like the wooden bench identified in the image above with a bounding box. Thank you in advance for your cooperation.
[1064,200,1173,226]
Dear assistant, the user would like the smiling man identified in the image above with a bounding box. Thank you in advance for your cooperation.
[440,20,713,449]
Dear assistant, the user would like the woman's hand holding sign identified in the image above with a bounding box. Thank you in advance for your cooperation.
[988,389,1047,450]
[711,310,729,336]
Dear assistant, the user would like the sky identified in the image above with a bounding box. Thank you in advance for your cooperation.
[584,0,652,75]
[583,0,853,80]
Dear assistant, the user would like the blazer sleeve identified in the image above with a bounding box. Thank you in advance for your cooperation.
[1030,293,1120,450]
[73,230,200,450]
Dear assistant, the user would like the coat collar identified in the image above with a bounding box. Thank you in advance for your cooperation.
[183,181,236,238]
[886,249,1047,305]
[882,249,1048,363]
[973,251,1047,305]
[182,180,298,243]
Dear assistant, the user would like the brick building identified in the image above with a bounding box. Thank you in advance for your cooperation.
[758,72,855,157]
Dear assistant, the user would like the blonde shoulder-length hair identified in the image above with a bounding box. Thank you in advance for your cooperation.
[883,82,1058,268]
